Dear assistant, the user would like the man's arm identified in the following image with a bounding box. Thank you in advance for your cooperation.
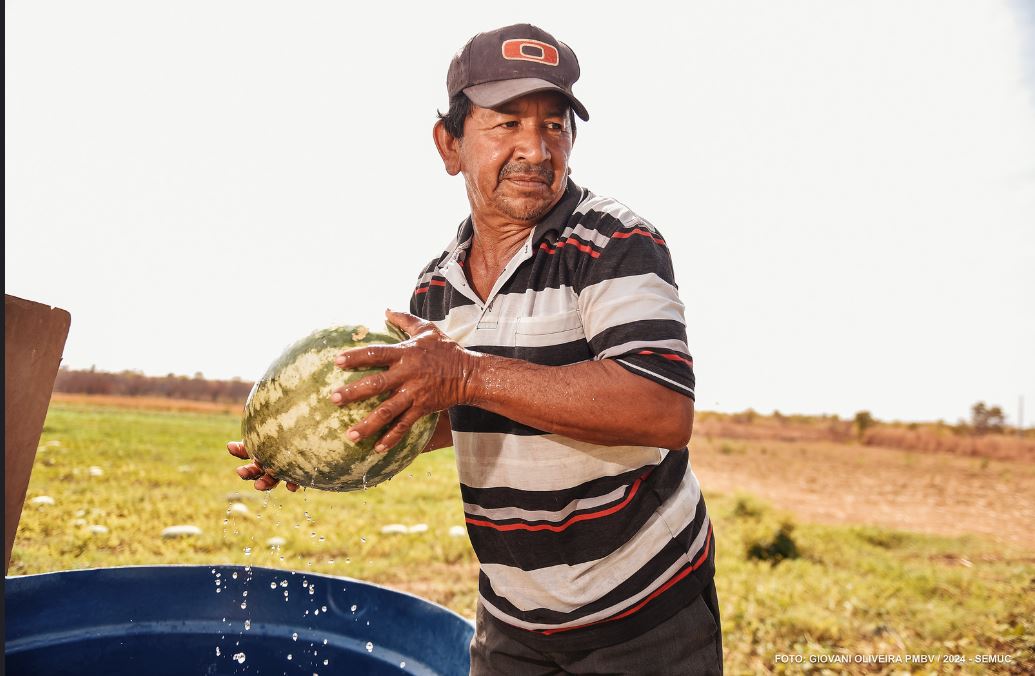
[332,310,693,453]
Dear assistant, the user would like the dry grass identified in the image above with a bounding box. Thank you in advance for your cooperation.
[50,392,243,415]
[695,411,1035,463]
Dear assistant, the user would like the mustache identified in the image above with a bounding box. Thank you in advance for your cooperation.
[499,162,554,184]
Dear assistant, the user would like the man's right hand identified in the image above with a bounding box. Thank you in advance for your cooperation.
[227,441,299,492]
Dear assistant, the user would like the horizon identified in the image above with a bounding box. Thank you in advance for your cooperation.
[51,362,1028,428]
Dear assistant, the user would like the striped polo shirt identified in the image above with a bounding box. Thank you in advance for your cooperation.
[409,179,714,650]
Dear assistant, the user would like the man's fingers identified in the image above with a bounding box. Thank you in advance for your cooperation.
[286,482,300,492]
[254,473,280,491]
[373,409,425,453]
[236,462,264,480]
[331,370,397,406]
[335,343,397,370]
[227,441,250,460]
[385,309,432,338]
[347,393,411,443]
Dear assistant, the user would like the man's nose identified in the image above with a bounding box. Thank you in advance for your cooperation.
[512,124,551,164]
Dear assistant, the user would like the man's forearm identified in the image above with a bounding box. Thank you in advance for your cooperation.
[465,353,694,449]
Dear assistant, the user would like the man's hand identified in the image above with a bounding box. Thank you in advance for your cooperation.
[331,310,474,453]
[227,441,299,492]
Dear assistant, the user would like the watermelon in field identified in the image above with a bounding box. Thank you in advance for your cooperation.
[241,323,438,491]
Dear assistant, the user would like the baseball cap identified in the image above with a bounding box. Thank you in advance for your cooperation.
[447,24,589,121]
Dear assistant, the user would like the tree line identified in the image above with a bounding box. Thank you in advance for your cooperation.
[53,366,253,403]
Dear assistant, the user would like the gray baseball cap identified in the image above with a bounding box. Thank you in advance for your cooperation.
[447,24,589,121]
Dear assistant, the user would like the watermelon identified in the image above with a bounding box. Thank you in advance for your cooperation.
[241,323,439,491]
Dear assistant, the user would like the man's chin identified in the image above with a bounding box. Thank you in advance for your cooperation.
[494,194,560,223]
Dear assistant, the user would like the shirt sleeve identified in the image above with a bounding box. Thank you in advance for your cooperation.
[575,220,695,400]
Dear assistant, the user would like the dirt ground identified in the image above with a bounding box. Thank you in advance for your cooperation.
[690,436,1035,553]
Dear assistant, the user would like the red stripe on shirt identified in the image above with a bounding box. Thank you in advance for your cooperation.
[637,350,693,367]
[414,279,447,295]
[537,524,713,635]
[465,475,645,533]
[539,238,602,258]
[612,228,666,246]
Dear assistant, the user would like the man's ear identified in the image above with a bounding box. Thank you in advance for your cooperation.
[433,120,462,176]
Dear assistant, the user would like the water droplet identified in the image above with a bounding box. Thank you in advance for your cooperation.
[244,620,251,630]
[240,601,246,610]
[233,652,246,664]
[232,572,238,579]
[324,659,329,665]
[319,536,325,542]
[302,580,308,587]
[350,605,357,613]
[243,547,252,556]
[270,582,277,589]
[243,591,248,597]
[365,642,373,653]
[323,639,328,645]
[281,580,289,587]
[360,536,366,543]
[292,632,298,641]
[309,586,315,595]
[216,588,222,594]
[287,653,293,660]
[400,661,406,668]
[314,609,319,616]
[321,605,327,613]
[215,646,221,656]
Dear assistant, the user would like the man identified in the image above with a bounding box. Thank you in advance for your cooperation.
[229,24,721,675]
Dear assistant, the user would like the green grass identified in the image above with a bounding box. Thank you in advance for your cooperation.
[12,403,1035,674]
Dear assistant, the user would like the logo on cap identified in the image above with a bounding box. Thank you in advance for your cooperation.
[502,39,559,66]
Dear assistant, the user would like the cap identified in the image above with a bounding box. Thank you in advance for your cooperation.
[446,24,589,121]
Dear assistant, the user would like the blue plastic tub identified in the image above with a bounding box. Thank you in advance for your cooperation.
[5,565,474,675]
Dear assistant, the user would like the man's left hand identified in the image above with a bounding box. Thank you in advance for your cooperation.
[331,310,474,453]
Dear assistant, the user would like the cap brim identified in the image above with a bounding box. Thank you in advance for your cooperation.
[464,77,589,121]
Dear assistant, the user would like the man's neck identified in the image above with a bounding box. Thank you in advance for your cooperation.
[463,217,532,302]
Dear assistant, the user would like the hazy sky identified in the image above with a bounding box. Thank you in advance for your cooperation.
[6,1,1034,424]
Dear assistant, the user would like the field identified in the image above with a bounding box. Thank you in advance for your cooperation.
[11,398,1035,674]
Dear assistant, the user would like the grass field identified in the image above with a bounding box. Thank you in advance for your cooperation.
[11,400,1035,674]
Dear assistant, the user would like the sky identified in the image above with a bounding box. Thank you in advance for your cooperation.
[6,0,1034,424]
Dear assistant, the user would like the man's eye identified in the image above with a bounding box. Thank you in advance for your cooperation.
[546,122,564,131]
[498,121,519,128]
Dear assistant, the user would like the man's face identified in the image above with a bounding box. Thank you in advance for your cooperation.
[455,91,573,224]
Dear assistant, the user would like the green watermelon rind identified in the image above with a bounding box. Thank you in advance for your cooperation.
[241,323,439,492]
